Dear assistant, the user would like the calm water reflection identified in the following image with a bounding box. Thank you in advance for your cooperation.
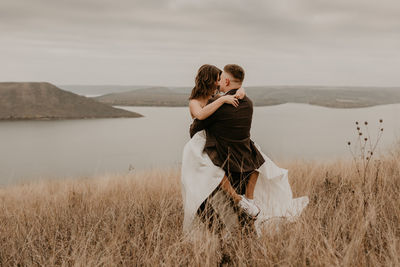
[1,103,399,185]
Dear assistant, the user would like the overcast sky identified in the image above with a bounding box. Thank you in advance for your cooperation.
[1,0,399,86]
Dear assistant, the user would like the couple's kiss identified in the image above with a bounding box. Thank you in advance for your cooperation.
[181,64,309,236]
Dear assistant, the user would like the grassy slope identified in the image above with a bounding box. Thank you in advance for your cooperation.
[0,149,399,265]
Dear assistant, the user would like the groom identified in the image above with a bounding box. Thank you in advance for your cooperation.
[190,64,265,232]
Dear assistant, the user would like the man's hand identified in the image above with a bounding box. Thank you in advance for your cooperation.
[234,87,246,99]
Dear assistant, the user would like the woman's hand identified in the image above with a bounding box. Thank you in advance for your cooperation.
[234,87,246,99]
[221,95,239,108]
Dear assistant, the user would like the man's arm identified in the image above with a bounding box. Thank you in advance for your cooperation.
[190,118,210,137]
[189,96,220,138]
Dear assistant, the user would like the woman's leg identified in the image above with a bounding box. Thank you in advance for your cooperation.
[245,171,259,199]
[219,174,242,204]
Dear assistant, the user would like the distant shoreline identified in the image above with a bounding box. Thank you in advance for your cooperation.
[2,82,400,121]
[91,85,400,109]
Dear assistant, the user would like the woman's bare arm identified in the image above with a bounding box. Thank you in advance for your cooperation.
[234,86,246,99]
[189,95,239,120]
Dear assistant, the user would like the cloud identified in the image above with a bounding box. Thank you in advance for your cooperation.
[0,0,399,86]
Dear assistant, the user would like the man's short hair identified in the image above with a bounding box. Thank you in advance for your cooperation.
[224,64,245,83]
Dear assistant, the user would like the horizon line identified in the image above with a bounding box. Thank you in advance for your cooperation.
[1,81,400,88]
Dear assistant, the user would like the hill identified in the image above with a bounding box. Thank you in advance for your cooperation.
[59,85,154,97]
[0,82,143,120]
[94,86,189,106]
[93,86,400,108]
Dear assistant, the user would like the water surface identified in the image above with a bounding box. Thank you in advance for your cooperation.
[1,103,399,185]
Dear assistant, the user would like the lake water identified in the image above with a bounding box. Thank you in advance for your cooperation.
[1,103,399,186]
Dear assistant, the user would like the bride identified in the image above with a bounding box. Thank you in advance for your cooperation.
[181,64,309,236]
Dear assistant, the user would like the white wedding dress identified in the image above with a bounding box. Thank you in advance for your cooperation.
[181,130,309,236]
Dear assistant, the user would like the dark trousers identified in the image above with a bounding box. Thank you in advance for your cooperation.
[226,170,254,196]
[196,170,255,233]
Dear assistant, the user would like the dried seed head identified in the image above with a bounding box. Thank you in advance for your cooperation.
[357,127,360,130]
[379,119,383,123]
[366,157,369,160]
[381,128,384,131]
[370,152,373,155]
[364,121,368,125]
[347,141,351,146]
[355,121,359,125]
[359,132,362,136]
[364,137,368,141]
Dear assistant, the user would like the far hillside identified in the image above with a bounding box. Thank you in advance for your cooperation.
[0,82,143,120]
[93,86,400,108]
[59,85,155,97]
[94,87,189,106]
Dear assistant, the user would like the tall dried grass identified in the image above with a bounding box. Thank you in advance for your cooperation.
[1,148,399,266]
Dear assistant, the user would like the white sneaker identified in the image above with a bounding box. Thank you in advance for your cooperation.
[245,196,256,205]
[238,195,260,218]
[244,196,261,214]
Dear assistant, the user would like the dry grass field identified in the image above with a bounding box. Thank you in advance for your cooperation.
[1,145,399,266]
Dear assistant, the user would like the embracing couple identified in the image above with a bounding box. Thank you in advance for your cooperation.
[181,64,309,236]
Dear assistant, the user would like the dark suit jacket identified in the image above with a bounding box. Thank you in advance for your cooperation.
[190,89,265,173]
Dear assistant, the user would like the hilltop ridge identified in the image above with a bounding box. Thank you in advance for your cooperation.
[0,82,142,120]
[92,85,400,108]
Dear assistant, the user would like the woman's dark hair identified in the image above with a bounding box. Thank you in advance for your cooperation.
[189,64,222,100]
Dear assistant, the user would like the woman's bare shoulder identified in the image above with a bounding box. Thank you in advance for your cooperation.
[189,98,200,104]
[190,98,208,108]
